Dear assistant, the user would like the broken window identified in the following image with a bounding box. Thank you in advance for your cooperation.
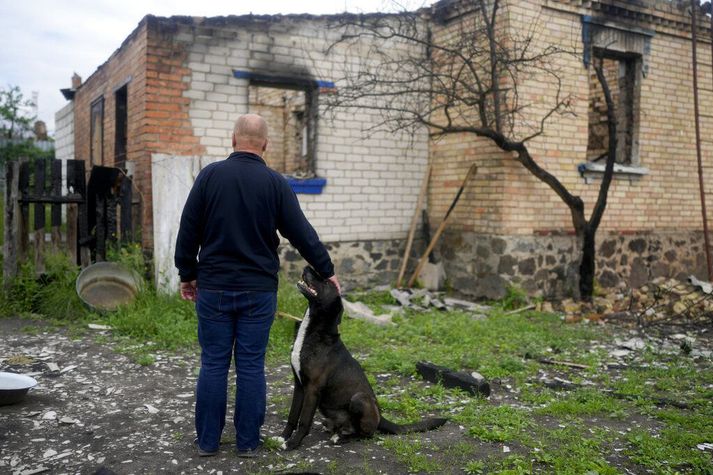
[114,85,128,170]
[90,97,104,167]
[586,51,641,166]
[248,83,315,175]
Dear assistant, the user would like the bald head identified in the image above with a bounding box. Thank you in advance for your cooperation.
[232,114,269,155]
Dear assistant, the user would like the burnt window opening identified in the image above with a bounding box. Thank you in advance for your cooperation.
[114,85,128,170]
[586,51,641,166]
[90,97,104,167]
[247,82,317,176]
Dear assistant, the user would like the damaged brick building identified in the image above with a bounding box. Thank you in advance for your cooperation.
[56,0,713,298]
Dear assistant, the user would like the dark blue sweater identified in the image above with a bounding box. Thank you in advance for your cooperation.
[174,152,334,291]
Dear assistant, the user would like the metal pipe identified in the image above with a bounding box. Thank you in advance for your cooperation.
[691,0,713,280]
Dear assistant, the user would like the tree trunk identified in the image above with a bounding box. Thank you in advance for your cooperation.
[578,225,596,301]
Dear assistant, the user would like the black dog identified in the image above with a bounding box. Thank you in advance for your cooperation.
[280,266,447,450]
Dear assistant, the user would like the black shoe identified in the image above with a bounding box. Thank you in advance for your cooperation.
[236,442,263,458]
[194,438,218,457]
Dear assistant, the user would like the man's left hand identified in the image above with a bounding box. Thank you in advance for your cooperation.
[180,280,197,302]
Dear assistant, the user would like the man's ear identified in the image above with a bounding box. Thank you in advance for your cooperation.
[262,139,268,152]
[232,133,237,149]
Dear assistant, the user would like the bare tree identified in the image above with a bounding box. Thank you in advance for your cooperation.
[326,0,618,300]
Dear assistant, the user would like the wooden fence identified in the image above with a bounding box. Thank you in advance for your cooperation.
[2,158,139,279]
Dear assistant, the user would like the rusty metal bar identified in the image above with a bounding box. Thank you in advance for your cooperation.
[691,0,713,280]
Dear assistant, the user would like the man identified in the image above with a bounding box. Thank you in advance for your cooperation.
[175,114,340,458]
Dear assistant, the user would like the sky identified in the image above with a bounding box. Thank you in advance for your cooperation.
[0,0,434,135]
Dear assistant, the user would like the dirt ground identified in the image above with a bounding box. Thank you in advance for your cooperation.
[0,317,468,475]
[1,316,711,474]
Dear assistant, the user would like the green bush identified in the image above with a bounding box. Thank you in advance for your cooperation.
[500,284,529,311]
[0,252,86,320]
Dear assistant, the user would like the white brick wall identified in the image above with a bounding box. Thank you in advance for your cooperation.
[54,102,74,161]
[176,17,429,244]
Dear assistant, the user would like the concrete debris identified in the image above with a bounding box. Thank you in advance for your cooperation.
[41,411,57,421]
[625,276,713,324]
[558,276,713,326]
[45,363,59,373]
[88,324,113,330]
[391,289,491,314]
[417,262,446,291]
[340,299,393,326]
[617,337,646,351]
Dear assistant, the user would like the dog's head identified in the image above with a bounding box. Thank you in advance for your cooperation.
[297,266,343,318]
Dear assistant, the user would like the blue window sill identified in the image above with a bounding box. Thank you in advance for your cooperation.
[287,177,327,194]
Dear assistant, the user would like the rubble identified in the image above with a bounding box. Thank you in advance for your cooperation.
[627,275,713,324]
[340,299,393,326]
[390,289,491,315]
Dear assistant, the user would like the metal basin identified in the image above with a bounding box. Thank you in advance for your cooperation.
[76,262,142,312]
[0,372,37,405]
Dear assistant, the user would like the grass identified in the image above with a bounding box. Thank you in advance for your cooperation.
[2,257,712,473]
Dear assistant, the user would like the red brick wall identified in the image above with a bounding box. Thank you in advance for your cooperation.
[73,16,205,250]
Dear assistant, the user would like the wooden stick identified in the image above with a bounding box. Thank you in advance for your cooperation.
[538,358,588,370]
[396,164,432,288]
[407,164,478,288]
[277,311,303,322]
[504,304,536,315]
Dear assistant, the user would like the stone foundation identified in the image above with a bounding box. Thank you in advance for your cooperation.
[279,231,707,299]
[279,239,424,290]
[438,230,708,300]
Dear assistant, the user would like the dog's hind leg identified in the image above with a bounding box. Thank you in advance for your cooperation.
[284,385,321,450]
[280,375,304,441]
[349,392,380,437]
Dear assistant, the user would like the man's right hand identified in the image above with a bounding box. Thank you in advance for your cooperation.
[180,280,197,302]
[328,275,341,295]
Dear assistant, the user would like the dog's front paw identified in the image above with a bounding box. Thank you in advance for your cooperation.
[280,425,294,441]
[284,437,301,451]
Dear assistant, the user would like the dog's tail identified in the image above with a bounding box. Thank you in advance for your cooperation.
[377,416,447,435]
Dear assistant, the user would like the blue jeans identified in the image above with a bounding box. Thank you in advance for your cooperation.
[195,289,276,452]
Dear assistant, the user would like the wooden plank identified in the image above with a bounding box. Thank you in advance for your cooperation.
[51,160,62,247]
[120,176,132,242]
[396,164,431,288]
[72,160,91,267]
[407,164,478,288]
[106,195,118,245]
[18,161,30,261]
[19,195,85,204]
[67,204,78,265]
[3,161,21,279]
[33,159,46,269]
[33,159,46,231]
[96,195,106,261]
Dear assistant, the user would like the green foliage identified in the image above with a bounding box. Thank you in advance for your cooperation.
[500,285,529,311]
[1,260,42,317]
[345,289,398,314]
[0,85,35,140]
[106,242,147,277]
[381,437,442,474]
[0,253,86,321]
[457,404,533,443]
[0,140,54,164]
[36,252,86,321]
[103,289,197,350]
[536,388,626,418]
[463,460,486,475]
[626,412,713,474]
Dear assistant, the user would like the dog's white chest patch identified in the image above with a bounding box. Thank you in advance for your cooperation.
[290,307,310,383]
